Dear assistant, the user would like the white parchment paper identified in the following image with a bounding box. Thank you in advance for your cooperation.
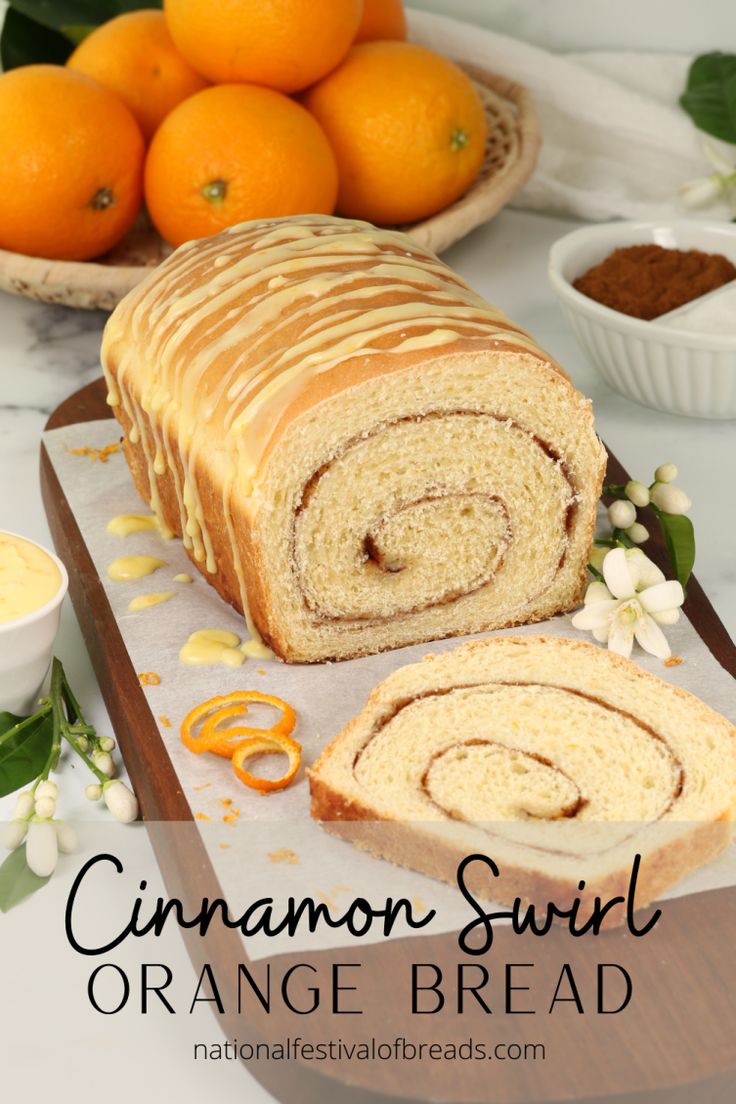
[42,419,736,958]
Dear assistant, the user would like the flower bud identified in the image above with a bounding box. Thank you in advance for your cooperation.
[589,545,608,573]
[584,580,611,604]
[99,737,116,753]
[54,820,79,854]
[76,736,91,754]
[608,499,637,530]
[14,791,34,820]
[2,819,28,851]
[654,463,678,484]
[626,522,650,545]
[85,783,102,802]
[677,174,724,209]
[103,780,139,824]
[93,751,115,778]
[35,780,58,800]
[625,480,650,507]
[26,819,58,877]
[34,796,56,820]
[651,482,691,515]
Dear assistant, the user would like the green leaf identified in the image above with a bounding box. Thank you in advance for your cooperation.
[1,0,165,67]
[0,713,53,798]
[686,52,736,91]
[680,52,736,143]
[60,23,96,45]
[0,7,73,68]
[113,0,163,10]
[7,0,161,34]
[655,510,696,591]
[0,712,24,737]
[0,845,50,913]
[8,1,117,31]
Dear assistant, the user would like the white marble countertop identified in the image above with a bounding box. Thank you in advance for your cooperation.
[1,207,734,1104]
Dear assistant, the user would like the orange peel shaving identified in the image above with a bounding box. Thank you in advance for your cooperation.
[180,691,296,757]
[180,690,301,793]
[232,731,301,793]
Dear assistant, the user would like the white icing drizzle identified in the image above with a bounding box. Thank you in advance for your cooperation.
[101,215,549,645]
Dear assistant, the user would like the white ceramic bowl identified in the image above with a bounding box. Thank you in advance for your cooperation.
[0,533,68,715]
[548,220,736,419]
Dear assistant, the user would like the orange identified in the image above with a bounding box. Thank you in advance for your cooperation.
[305,42,487,225]
[0,65,144,261]
[67,10,208,141]
[144,84,339,247]
[354,0,407,42]
[163,0,362,92]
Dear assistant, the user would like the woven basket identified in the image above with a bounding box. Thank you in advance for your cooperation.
[0,64,540,311]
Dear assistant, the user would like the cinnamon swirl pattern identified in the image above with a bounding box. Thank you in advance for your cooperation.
[102,215,605,661]
[310,637,736,908]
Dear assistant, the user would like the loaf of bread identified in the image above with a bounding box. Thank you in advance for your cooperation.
[101,215,606,662]
[309,636,736,911]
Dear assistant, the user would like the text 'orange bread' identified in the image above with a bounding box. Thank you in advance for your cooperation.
[101,216,606,661]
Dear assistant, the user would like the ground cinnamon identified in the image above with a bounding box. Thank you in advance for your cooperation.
[573,243,736,320]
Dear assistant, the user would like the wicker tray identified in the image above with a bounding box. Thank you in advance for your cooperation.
[0,65,539,311]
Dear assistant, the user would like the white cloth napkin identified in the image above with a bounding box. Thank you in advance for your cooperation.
[409,9,736,221]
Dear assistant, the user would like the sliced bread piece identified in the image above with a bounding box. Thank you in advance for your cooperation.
[309,635,736,914]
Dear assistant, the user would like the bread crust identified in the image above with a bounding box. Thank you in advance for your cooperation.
[309,775,730,923]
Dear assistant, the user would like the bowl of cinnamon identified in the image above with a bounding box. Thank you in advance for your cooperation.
[548,220,736,419]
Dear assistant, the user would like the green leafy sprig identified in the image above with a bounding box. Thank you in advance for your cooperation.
[599,466,695,591]
[0,658,137,913]
[0,658,109,803]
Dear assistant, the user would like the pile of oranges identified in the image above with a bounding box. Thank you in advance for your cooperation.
[0,0,487,261]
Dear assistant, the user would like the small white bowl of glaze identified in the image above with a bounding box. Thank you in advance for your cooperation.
[0,532,68,715]
[548,220,736,419]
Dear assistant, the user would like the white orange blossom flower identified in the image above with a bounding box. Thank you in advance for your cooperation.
[572,547,684,659]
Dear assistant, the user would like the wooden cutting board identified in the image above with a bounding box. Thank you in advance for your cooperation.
[41,377,736,1104]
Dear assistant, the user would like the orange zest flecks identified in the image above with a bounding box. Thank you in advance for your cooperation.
[68,442,120,463]
[256,669,266,676]
[195,812,211,821]
[268,848,299,865]
[179,691,301,794]
[193,782,211,792]
[138,671,160,686]
[318,886,353,911]
[158,715,171,728]
[219,842,231,850]
[664,656,684,667]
